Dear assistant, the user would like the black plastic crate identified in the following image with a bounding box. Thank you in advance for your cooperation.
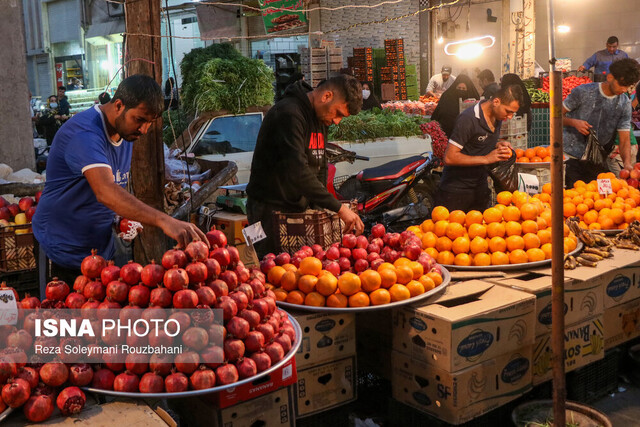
[567,347,621,403]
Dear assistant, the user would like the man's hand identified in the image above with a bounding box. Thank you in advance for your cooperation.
[623,162,634,172]
[338,204,364,236]
[577,65,586,72]
[486,147,512,164]
[572,119,592,135]
[158,216,208,249]
[425,91,436,98]
[496,140,513,150]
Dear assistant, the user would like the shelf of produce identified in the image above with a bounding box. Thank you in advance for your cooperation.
[275,266,450,313]
[80,313,302,399]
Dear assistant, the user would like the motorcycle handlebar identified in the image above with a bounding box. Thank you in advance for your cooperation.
[355,155,369,161]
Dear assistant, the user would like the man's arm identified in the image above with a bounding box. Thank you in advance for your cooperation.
[618,131,633,171]
[84,167,207,248]
[426,77,438,96]
[562,105,592,135]
[443,143,511,166]
[578,53,597,72]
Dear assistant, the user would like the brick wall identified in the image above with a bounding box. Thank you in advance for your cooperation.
[318,0,421,88]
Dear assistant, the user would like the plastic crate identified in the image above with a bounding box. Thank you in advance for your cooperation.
[567,347,621,403]
[500,114,528,137]
[0,269,38,298]
[504,133,528,151]
[514,161,566,189]
[459,98,481,113]
[274,210,342,253]
[0,224,36,273]
[529,106,550,147]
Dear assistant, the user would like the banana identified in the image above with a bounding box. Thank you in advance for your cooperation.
[576,256,598,267]
[564,255,577,270]
[579,253,602,262]
[584,247,612,258]
[614,242,640,250]
[590,333,603,355]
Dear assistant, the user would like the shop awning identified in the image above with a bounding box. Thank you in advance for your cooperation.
[85,20,125,39]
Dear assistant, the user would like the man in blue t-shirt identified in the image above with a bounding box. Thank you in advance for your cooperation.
[33,75,206,280]
[563,58,640,188]
[578,36,629,81]
[435,85,524,212]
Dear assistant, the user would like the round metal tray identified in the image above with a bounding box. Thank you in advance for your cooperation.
[0,407,13,423]
[80,313,302,399]
[275,267,451,313]
[600,229,622,236]
[441,242,583,272]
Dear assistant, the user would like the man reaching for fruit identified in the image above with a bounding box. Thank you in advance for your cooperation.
[247,75,365,258]
[33,75,207,281]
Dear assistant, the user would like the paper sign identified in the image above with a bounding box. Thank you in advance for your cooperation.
[597,179,613,195]
[518,173,540,195]
[242,221,267,245]
[0,290,19,326]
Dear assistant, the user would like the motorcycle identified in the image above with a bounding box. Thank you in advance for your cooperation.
[325,143,440,232]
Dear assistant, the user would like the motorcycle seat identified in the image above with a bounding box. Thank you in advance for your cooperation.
[359,156,426,181]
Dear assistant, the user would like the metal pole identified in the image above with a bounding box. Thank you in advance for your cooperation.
[547,0,566,424]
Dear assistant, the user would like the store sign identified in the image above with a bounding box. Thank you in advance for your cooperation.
[259,0,307,34]
[55,62,64,86]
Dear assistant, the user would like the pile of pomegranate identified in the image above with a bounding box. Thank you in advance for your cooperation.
[0,229,295,422]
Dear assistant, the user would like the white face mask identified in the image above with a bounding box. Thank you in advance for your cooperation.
[49,103,58,108]
[362,89,371,100]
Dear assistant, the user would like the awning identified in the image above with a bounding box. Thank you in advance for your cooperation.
[85,19,125,39]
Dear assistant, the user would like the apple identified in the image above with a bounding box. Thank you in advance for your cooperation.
[634,162,640,171]
[264,253,276,260]
[330,242,340,249]
[388,233,401,249]
[326,246,340,260]
[367,252,380,264]
[0,219,9,227]
[339,247,351,259]
[389,250,399,262]
[7,204,19,217]
[300,246,314,258]
[352,248,367,260]
[418,253,436,271]
[366,243,380,254]
[371,223,386,238]
[259,258,276,274]
[355,235,369,249]
[370,258,384,270]
[620,169,630,179]
[371,238,384,250]
[338,257,351,271]
[18,197,34,212]
[25,206,36,222]
[275,253,290,266]
[14,213,27,225]
[354,259,369,273]
[0,196,6,209]
[206,229,228,248]
[631,169,640,180]
[430,265,442,275]
[315,250,326,261]
[0,207,9,221]
[34,191,42,204]
[341,234,357,249]
[325,261,340,277]
[291,257,302,268]
[311,244,323,256]
[628,178,639,188]
[403,244,422,261]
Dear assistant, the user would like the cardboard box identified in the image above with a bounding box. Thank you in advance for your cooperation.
[172,386,294,427]
[211,211,249,246]
[292,311,356,369]
[532,315,604,385]
[392,281,536,372]
[490,271,601,337]
[604,297,640,349]
[391,347,532,425]
[356,310,393,380]
[600,263,640,309]
[294,356,357,418]
[207,357,297,408]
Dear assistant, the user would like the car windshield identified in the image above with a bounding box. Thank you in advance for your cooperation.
[191,113,262,156]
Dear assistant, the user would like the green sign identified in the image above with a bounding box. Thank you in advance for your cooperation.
[259,0,307,34]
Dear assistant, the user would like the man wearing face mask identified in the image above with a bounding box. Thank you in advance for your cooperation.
[361,82,381,111]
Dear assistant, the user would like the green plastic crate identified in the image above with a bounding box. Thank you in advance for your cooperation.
[529,107,550,147]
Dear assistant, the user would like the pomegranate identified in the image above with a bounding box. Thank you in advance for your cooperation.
[215,363,239,385]
[141,260,165,287]
[207,279,228,298]
[168,312,191,334]
[65,291,86,309]
[23,393,55,422]
[149,353,173,377]
[217,296,238,321]
[200,345,224,369]
[189,365,216,390]
[250,351,272,373]
[125,353,149,375]
[92,367,116,390]
[69,363,93,386]
[267,315,281,332]
[245,331,266,353]
[128,283,150,307]
[263,296,276,315]
[236,283,254,302]
[207,323,226,344]
[229,291,249,312]
[7,330,32,351]
[0,325,17,345]
[165,371,189,393]
[219,270,238,291]
[45,277,70,301]
[173,288,199,309]
[163,266,189,292]
[255,322,275,342]
[80,299,100,319]
[223,338,245,362]
[83,279,106,301]
[186,261,208,283]
[161,248,188,270]
[194,283,216,307]
[56,386,86,415]
[248,279,266,297]
[106,279,129,303]
[252,299,270,321]
[21,293,40,309]
[114,371,140,392]
[281,322,296,343]
[148,329,173,348]
[103,350,125,372]
[250,269,266,284]
[210,247,231,268]
[275,332,292,354]
[174,351,200,375]
[81,249,107,279]
[100,261,121,285]
[73,275,90,293]
[203,258,221,281]
[236,357,257,380]
[239,309,261,328]
[205,229,227,248]
[2,347,27,369]
[150,285,172,307]
[120,260,143,285]
[139,371,164,393]
[97,300,121,320]
[265,341,285,364]
[227,246,240,266]
[226,316,250,340]
[2,378,31,407]
[17,366,39,388]
[185,240,209,261]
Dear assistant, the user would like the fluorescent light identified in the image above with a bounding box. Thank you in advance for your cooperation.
[557,25,570,33]
[444,35,496,60]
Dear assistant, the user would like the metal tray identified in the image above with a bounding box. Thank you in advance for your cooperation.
[0,407,13,423]
[81,313,302,399]
[441,242,583,272]
[600,229,622,236]
[275,267,451,313]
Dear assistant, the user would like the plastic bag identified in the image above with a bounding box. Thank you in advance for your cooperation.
[488,150,518,192]
[580,129,609,169]
[163,145,211,182]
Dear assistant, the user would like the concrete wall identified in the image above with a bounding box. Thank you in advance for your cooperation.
[1,0,36,171]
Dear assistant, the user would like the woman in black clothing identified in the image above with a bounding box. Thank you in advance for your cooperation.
[431,74,480,138]
[38,95,63,146]
[501,73,532,131]
[361,82,381,111]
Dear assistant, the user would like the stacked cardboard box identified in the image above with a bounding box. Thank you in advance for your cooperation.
[600,256,640,349]
[390,280,536,425]
[351,47,374,83]
[384,39,407,100]
[300,47,328,87]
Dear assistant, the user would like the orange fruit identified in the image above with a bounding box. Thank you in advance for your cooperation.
[418,275,436,291]
[624,210,636,223]
[473,253,492,266]
[379,268,397,289]
[468,223,487,239]
[524,148,536,158]
[497,191,513,206]
[542,183,552,194]
[377,262,395,271]
[408,261,424,280]
[389,284,411,302]
[486,222,506,238]
[506,235,525,251]
[446,222,465,240]
[434,220,449,237]
[299,257,322,276]
[588,222,602,230]
[280,271,299,292]
[298,274,318,294]
[370,288,391,305]
[393,257,411,268]
[538,229,552,245]
[305,292,326,307]
[515,149,525,158]
[520,203,539,220]
[421,232,437,249]
[600,217,614,230]
[564,237,577,252]
[521,220,538,234]
[449,210,466,225]
[540,209,552,225]
[526,248,546,262]
[406,280,426,297]
[282,263,297,273]
[531,156,543,162]
[470,236,489,254]
[425,247,439,259]
[427,271,443,286]
[495,204,507,212]
[513,191,529,208]
[420,219,435,233]
[576,203,589,215]
[267,266,287,286]
[563,203,577,218]
[502,206,521,222]
[465,210,484,227]
[509,249,528,264]
[541,243,552,259]
[326,293,348,307]
[535,146,548,158]
[517,157,528,163]
[483,207,502,223]
[489,236,507,253]
[360,270,382,292]
[435,236,453,252]
[523,233,541,249]
[337,272,361,296]
[431,206,450,222]
[452,236,470,254]
[491,251,509,265]
[436,251,455,265]
[348,291,370,307]
[610,208,625,225]
[273,288,288,301]
[316,273,338,296]
[454,253,472,266]
[536,217,548,230]
[505,221,523,237]
[285,290,306,305]
[395,265,414,285]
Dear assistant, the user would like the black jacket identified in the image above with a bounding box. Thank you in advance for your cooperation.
[362,94,381,111]
[247,81,342,213]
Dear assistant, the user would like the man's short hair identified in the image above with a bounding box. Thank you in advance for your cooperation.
[57,86,66,91]
[495,84,524,106]
[478,69,495,83]
[606,36,619,45]
[317,75,362,116]
[609,58,640,87]
[112,74,164,116]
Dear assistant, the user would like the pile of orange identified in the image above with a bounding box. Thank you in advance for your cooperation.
[562,174,640,231]
[515,146,551,163]
[265,256,443,308]
[406,190,578,267]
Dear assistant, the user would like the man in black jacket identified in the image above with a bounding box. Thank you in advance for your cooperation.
[247,75,365,257]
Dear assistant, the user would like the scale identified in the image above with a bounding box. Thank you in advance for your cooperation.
[216,183,248,214]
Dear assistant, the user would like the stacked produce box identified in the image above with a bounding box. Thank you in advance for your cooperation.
[300,47,328,87]
[404,64,419,100]
[351,47,374,84]
[382,39,406,100]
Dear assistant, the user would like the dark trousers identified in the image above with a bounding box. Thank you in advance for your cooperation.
[564,159,609,189]
[433,185,491,212]
[247,198,281,259]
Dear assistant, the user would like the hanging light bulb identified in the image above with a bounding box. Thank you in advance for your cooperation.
[557,25,570,33]
[444,35,496,60]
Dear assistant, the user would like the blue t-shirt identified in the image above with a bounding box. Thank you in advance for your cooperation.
[33,105,132,269]
[582,49,629,76]
[563,83,631,159]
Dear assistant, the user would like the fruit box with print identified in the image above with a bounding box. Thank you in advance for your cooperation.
[392,281,535,372]
[391,346,532,425]
[291,311,356,369]
[604,296,640,349]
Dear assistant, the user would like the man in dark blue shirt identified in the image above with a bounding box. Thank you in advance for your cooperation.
[435,85,524,211]
[578,36,629,81]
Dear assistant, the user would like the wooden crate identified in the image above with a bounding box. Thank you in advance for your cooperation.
[0,224,36,272]
[274,210,342,253]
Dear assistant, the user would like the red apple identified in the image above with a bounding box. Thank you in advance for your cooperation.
[264,253,276,260]
[34,191,42,204]
[371,223,386,238]
[366,243,380,254]
[326,246,340,261]
[291,257,302,268]
[325,261,340,277]
[0,196,6,208]
[274,253,290,266]
[18,197,34,212]
[388,233,401,248]
[7,204,19,217]
[300,246,314,258]
[628,178,639,188]
[418,252,436,272]
[634,162,640,171]
[341,234,357,249]
[371,238,384,250]
[355,235,368,249]
[338,257,351,271]
[620,169,630,179]
[311,244,323,256]
[0,207,9,221]
[370,258,384,270]
[367,252,380,264]
[315,250,326,261]
[338,247,351,259]
[259,258,276,274]
[25,206,36,222]
[354,259,369,273]
[630,169,640,180]
[352,248,367,260]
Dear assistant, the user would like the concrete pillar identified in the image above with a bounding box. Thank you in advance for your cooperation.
[0,0,36,171]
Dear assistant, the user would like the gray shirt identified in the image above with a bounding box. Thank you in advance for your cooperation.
[563,82,631,158]
[427,73,456,96]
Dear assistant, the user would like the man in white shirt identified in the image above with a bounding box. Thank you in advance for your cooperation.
[425,66,456,98]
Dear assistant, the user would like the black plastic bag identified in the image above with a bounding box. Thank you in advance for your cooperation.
[580,129,609,170]
[488,150,518,192]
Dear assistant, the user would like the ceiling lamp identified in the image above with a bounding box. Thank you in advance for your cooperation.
[444,35,496,60]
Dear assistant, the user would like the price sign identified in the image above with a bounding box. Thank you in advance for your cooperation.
[518,173,540,195]
[242,222,267,246]
[0,290,18,326]
[597,179,613,195]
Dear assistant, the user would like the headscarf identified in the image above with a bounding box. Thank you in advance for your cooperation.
[431,74,480,137]
[501,73,532,131]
